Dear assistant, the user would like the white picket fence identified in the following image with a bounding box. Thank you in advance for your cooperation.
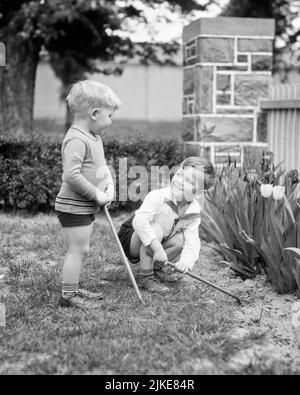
[261,84,300,172]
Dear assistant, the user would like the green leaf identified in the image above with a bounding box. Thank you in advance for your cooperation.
[260,237,281,277]
[230,262,256,280]
[201,209,224,244]
[284,248,300,290]
[269,211,285,250]
[284,247,300,258]
[283,195,296,225]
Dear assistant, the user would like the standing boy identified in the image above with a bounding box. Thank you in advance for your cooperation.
[55,80,121,310]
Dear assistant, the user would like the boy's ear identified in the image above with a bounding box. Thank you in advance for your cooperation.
[91,108,99,120]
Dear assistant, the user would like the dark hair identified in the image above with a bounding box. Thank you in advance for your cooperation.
[181,157,215,190]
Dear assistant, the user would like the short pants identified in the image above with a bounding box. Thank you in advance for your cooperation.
[118,215,179,265]
[118,215,137,262]
[56,211,96,228]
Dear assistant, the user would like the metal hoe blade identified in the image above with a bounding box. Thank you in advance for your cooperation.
[167,261,242,304]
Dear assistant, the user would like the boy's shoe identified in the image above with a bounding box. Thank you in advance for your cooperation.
[154,266,179,283]
[58,295,100,311]
[138,274,170,294]
[77,289,103,300]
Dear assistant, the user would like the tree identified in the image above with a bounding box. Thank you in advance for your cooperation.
[0,0,215,136]
[222,0,300,49]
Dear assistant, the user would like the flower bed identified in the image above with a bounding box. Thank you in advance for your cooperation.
[201,152,300,296]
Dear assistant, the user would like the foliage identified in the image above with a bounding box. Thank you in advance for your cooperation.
[0,0,214,134]
[0,133,184,213]
[222,0,300,50]
[0,0,209,83]
[201,153,300,296]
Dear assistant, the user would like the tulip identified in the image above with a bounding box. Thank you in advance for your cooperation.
[261,184,273,198]
[273,186,285,201]
[245,169,258,184]
[263,151,275,163]
[288,170,299,186]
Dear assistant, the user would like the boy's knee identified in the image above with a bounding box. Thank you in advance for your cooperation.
[170,232,185,250]
[70,244,90,257]
[81,245,90,257]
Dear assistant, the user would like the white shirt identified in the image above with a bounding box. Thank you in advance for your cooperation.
[132,187,201,270]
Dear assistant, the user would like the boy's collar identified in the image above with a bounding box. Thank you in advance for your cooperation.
[165,186,199,215]
[70,126,98,141]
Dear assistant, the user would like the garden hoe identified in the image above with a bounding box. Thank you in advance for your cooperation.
[166,261,242,305]
[104,205,143,304]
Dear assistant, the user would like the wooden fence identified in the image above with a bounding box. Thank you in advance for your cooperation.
[261,84,300,172]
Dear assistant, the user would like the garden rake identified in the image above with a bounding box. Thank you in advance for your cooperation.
[103,205,143,304]
[166,261,242,305]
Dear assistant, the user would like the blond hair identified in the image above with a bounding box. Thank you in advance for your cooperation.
[181,157,215,190]
[67,80,121,114]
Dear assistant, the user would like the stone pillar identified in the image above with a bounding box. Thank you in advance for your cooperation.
[182,17,275,166]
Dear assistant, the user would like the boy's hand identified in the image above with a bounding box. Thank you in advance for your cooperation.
[95,190,108,207]
[174,261,190,274]
[150,239,168,265]
[153,248,168,265]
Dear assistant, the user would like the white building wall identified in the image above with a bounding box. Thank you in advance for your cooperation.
[34,62,65,120]
[34,61,183,122]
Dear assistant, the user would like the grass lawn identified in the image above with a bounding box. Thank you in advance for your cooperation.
[0,212,265,376]
[34,118,182,142]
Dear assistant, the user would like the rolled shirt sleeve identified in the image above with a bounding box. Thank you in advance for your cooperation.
[132,190,163,247]
[180,218,201,270]
[62,139,99,201]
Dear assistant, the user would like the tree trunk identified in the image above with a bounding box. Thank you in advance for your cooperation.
[0,31,40,137]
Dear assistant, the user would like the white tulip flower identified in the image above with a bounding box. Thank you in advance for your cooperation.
[261,184,273,198]
[273,186,285,201]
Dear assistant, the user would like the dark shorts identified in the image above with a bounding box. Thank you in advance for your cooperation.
[118,215,181,264]
[56,211,96,228]
[118,215,139,262]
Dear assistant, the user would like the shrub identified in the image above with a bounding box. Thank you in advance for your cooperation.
[0,133,184,213]
[200,153,300,296]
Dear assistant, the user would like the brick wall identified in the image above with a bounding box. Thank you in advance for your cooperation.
[182,17,275,166]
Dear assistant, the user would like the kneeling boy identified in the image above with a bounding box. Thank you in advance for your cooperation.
[118,157,215,293]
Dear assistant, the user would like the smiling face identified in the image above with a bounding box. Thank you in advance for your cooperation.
[89,107,115,135]
[171,165,205,203]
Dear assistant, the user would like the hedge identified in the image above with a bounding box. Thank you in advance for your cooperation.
[0,133,184,213]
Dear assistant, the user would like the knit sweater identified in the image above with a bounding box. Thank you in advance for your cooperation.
[55,127,113,215]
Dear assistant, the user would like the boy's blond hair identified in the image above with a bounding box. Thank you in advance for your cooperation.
[67,80,122,114]
[181,157,215,190]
